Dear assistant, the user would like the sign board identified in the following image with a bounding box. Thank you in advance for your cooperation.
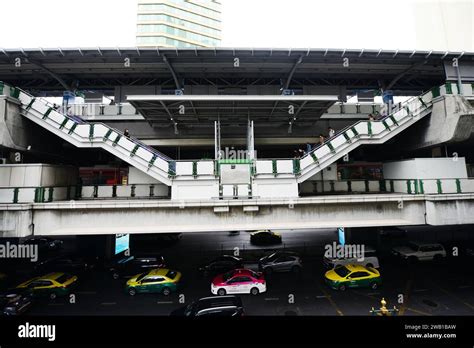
[338,227,345,245]
[220,163,251,185]
[115,234,130,255]
[382,90,394,105]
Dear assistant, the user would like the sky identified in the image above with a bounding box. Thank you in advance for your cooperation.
[0,0,472,50]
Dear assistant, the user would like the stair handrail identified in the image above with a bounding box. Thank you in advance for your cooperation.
[14,86,172,162]
[299,86,439,163]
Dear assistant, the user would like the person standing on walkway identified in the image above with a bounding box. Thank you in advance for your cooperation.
[319,134,325,145]
[328,127,335,138]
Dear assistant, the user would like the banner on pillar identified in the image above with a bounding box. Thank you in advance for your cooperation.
[115,233,130,255]
[338,227,345,245]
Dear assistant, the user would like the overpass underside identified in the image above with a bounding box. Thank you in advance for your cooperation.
[1,193,473,237]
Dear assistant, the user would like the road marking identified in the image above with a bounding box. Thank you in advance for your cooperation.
[157,301,174,304]
[75,291,97,295]
[406,307,432,316]
[458,285,472,289]
[264,297,279,301]
[101,302,117,305]
[318,283,344,316]
[436,286,474,311]
[315,295,327,299]
[352,291,378,300]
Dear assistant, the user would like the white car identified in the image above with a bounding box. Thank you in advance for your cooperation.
[211,269,266,296]
[323,247,380,269]
[392,242,446,262]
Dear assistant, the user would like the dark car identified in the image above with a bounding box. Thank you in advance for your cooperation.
[109,255,166,279]
[198,255,243,276]
[444,242,474,263]
[378,227,408,238]
[465,246,474,258]
[23,237,63,252]
[155,233,182,242]
[0,288,33,316]
[34,255,96,274]
[258,251,303,275]
[249,230,282,246]
[170,296,244,317]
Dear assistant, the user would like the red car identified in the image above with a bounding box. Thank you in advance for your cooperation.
[211,269,266,296]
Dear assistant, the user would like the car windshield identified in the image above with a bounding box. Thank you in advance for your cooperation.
[223,271,234,281]
[184,303,197,316]
[250,270,259,278]
[136,273,147,282]
[166,270,178,279]
[55,274,71,284]
[334,266,351,278]
[266,253,278,261]
[117,256,134,265]
[407,242,419,251]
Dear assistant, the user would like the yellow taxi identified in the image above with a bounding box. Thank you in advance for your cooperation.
[324,264,382,291]
[17,272,78,300]
[126,268,182,296]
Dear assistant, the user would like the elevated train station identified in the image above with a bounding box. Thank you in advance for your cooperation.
[0,47,473,236]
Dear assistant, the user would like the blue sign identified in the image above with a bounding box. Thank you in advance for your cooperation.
[338,227,345,245]
[115,234,130,255]
[382,90,394,105]
[63,90,75,106]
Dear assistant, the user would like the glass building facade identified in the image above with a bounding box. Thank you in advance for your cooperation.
[136,0,221,48]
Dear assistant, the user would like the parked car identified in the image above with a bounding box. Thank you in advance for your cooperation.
[211,269,266,296]
[392,242,446,263]
[0,288,33,315]
[464,245,474,258]
[199,255,243,276]
[126,268,182,296]
[259,251,302,275]
[325,264,382,291]
[34,255,96,274]
[171,296,244,317]
[154,233,182,245]
[323,246,380,269]
[378,227,407,238]
[250,230,282,245]
[23,237,63,252]
[109,255,166,279]
[16,272,78,300]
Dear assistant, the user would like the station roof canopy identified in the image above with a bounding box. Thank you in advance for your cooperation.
[127,94,338,127]
[0,47,472,94]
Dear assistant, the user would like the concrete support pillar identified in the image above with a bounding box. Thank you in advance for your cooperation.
[76,235,115,260]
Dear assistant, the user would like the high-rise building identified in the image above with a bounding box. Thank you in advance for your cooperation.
[136,0,222,48]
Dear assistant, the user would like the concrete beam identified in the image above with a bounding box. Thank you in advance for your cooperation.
[0,194,466,237]
[1,194,472,237]
[425,194,474,225]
